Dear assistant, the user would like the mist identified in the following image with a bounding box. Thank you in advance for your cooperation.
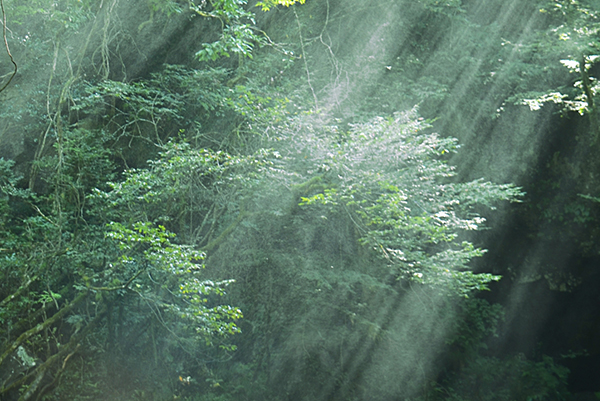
[1,0,599,400]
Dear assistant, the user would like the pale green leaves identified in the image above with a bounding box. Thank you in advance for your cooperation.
[106,221,204,272]
[256,0,307,12]
[521,91,569,111]
[560,58,580,71]
[106,221,242,337]
[17,346,36,368]
[197,24,264,61]
[296,109,521,296]
[191,0,266,61]
[195,0,309,60]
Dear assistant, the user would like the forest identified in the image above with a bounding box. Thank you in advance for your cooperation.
[0,0,599,400]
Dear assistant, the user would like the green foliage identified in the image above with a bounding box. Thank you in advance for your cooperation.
[5,0,96,31]
[0,158,22,200]
[178,103,524,400]
[297,109,522,295]
[94,140,279,240]
[539,0,600,55]
[146,0,185,16]
[197,24,265,61]
[71,65,267,154]
[446,298,504,352]
[433,354,570,401]
[190,0,266,62]
[106,221,242,340]
[516,0,600,137]
[256,0,307,12]
[1,112,245,401]
[1,0,579,399]
[423,300,569,401]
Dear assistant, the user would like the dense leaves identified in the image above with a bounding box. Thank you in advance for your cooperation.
[0,0,588,400]
[296,111,522,295]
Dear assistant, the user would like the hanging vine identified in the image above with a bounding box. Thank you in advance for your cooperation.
[0,0,17,93]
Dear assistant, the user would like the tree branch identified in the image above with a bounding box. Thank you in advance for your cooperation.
[0,0,17,94]
[0,276,37,309]
[0,292,87,367]
[90,269,144,292]
[1,308,105,398]
[202,210,250,253]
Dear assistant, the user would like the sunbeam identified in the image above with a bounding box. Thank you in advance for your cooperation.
[0,0,599,400]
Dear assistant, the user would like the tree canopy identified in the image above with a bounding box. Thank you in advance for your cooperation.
[0,0,595,400]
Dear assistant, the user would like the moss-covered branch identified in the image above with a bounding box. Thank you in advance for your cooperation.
[0,292,87,367]
[1,307,106,398]
[0,276,37,309]
[202,210,250,253]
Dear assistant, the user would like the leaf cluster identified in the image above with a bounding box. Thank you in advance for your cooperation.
[295,109,522,295]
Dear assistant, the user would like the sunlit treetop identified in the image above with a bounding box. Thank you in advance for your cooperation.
[256,0,307,11]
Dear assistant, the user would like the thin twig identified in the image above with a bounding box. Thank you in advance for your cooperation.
[0,0,17,93]
[293,5,318,111]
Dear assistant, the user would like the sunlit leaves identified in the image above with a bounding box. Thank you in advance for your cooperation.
[256,0,307,12]
[197,24,264,61]
[521,91,569,111]
[520,52,600,114]
[190,0,266,61]
[295,109,521,296]
[520,0,600,123]
[106,221,241,337]
[95,139,281,253]
[541,0,600,53]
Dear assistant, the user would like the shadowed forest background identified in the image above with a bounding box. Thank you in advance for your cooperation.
[1,0,600,400]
